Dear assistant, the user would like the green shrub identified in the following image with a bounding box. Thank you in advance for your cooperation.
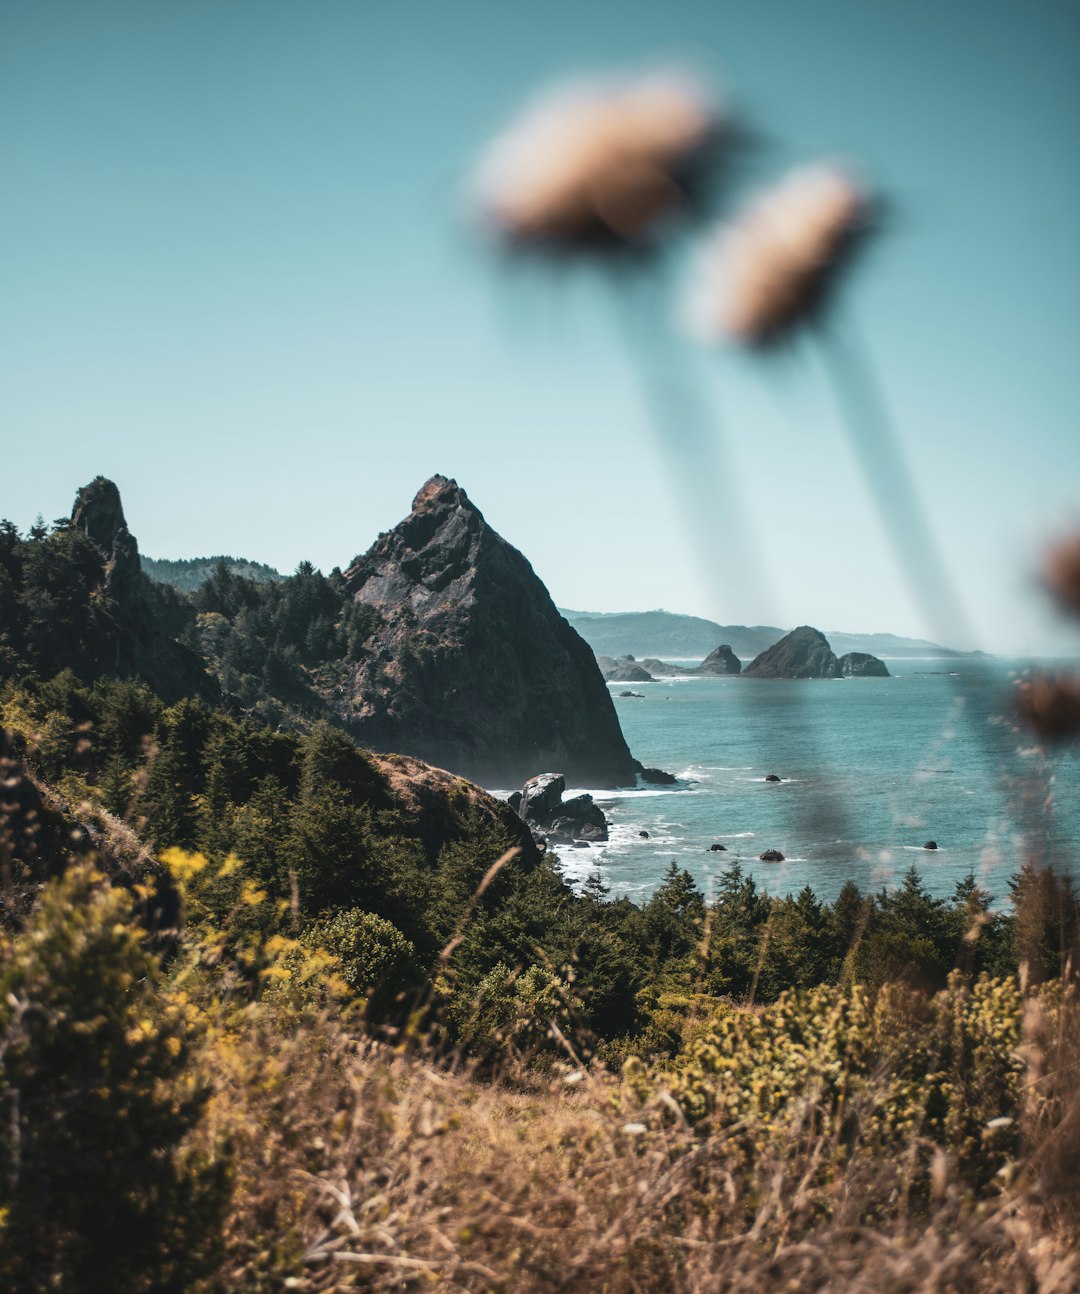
[302,907,420,1017]
[651,972,1027,1187]
[0,866,227,1294]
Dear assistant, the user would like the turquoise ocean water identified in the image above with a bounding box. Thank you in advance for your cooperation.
[542,659,1080,906]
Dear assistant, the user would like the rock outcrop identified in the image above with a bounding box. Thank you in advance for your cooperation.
[641,643,741,677]
[370,750,541,868]
[340,477,642,787]
[838,651,890,677]
[597,654,655,683]
[744,626,840,679]
[696,644,742,675]
[510,772,610,842]
[744,628,888,680]
[67,478,214,703]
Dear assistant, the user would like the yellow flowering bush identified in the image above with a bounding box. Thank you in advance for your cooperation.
[640,972,1032,1187]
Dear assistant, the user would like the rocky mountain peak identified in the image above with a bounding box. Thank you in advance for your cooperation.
[62,477,214,702]
[337,477,642,787]
[72,476,132,555]
[411,474,471,514]
[71,476,142,602]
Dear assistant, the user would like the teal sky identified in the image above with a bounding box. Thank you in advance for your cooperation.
[3,0,1079,653]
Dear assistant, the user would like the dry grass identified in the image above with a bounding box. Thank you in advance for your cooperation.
[194,984,1080,1294]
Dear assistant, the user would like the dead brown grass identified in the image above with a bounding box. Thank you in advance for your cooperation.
[194,990,1080,1294]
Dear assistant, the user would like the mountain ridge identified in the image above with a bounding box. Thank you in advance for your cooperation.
[559,608,980,659]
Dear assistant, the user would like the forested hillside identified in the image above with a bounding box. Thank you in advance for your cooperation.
[142,554,283,592]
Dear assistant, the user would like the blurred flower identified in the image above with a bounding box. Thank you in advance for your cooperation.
[1043,532,1080,616]
[473,71,724,252]
[689,162,873,346]
[1016,672,1080,742]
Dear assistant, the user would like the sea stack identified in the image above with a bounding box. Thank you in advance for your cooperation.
[744,626,888,679]
[838,651,890,677]
[640,643,741,677]
[744,626,841,679]
[696,644,742,675]
[340,476,641,787]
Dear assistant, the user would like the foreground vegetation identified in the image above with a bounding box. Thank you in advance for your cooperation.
[2,673,1078,1291]
[1,855,1078,1292]
[2,505,1080,1291]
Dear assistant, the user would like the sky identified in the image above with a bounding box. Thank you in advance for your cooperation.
[2,0,1079,654]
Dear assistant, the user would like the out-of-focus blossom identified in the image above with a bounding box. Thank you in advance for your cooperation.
[689,162,873,346]
[1043,533,1080,617]
[473,71,724,252]
[1016,672,1080,742]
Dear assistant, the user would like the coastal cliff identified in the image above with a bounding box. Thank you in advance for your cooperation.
[341,476,640,787]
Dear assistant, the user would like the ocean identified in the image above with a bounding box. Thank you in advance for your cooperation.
[544,659,1080,907]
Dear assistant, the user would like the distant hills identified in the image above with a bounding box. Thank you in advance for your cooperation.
[560,609,980,660]
[136,561,981,661]
[141,554,282,593]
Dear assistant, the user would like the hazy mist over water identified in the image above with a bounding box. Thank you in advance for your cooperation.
[535,658,1080,905]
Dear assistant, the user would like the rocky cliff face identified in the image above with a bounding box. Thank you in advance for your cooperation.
[339,476,641,787]
[69,478,214,703]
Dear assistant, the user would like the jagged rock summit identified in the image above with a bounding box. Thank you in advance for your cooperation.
[744,626,888,679]
[71,476,142,603]
[698,644,742,675]
[65,477,213,702]
[340,476,642,787]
